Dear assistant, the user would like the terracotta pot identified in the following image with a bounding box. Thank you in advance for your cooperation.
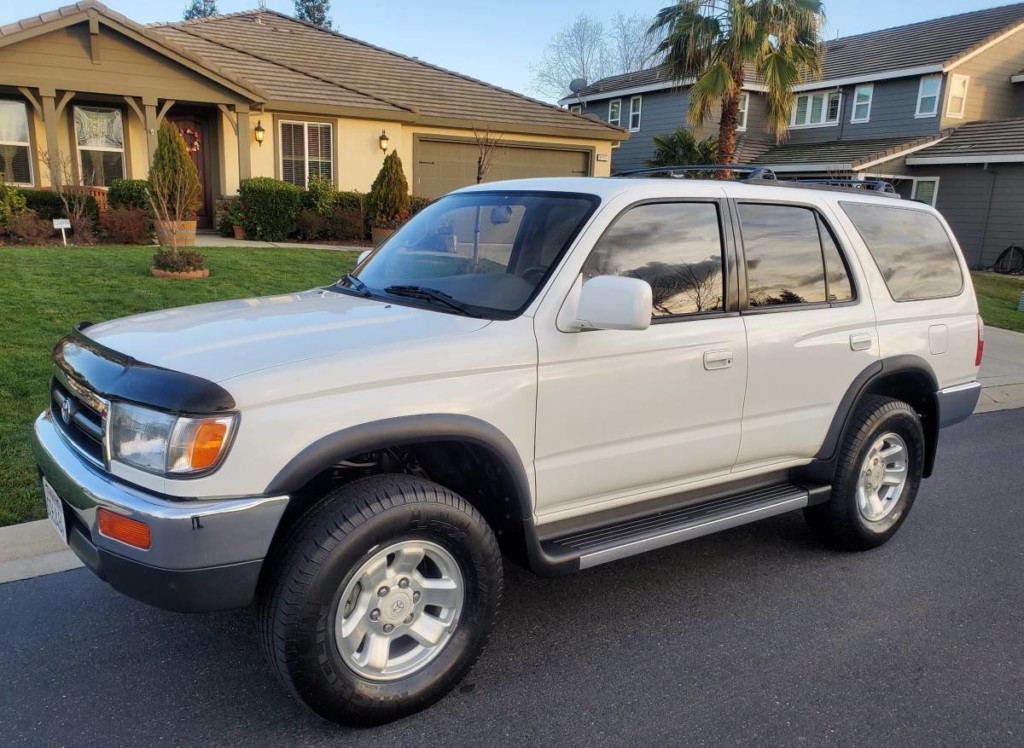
[371,226,396,246]
[150,267,209,279]
[155,220,198,247]
[232,225,244,240]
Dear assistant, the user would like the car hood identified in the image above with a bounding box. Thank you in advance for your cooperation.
[83,289,491,382]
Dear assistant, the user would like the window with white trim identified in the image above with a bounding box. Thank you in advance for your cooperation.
[946,74,969,118]
[280,120,333,188]
[912,178,939,207]
[569,104,582,114]
[0,100,32,186]
[791,91,841,127]
[916,75,941,117]
[851,84,873,123]
[629,96,642,131]
[74,106,125,187]
[737,93,749,131]
[608,99,621,127]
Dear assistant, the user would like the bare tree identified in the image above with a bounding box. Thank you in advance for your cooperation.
[41,150,95,244]
[529,14,614,101]
[609,12,662,75]
[473,127,506,184]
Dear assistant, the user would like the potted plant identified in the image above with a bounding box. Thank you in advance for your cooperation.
[149,121,201,250]
[365,151,410,246]
[225,198,245,239]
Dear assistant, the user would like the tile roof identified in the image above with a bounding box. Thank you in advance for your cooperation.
[575,3,1024,99]
[909,117,1024,160]
[1,1,623,139]
[149,10,623,138]
[751,133,951,169]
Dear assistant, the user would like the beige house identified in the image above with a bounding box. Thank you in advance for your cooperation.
[0,1,625,226]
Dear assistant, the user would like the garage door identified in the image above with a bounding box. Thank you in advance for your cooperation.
[415,139,591,198]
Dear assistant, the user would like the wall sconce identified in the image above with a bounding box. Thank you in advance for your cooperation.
[379,130,389,152]
[254,120,266,146]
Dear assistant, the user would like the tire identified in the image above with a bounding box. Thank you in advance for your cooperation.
[804,395,925,551]
[257,474,503,726]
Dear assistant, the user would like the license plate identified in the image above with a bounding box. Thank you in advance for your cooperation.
[42,479,68,545]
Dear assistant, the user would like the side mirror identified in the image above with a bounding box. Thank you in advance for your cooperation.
[572,275,652,331]
[357,249,372,265]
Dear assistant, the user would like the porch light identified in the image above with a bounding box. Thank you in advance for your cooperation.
[254,120,266,146]
[379,130,389,152]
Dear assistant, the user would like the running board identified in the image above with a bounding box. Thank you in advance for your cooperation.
[541,483,814,570]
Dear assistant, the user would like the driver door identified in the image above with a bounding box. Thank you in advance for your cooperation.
[533,200,748,523]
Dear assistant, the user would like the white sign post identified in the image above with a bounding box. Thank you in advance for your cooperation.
[52,218,71,246]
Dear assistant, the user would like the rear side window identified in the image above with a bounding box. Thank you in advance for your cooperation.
[583,202,726,318]
[819,221,854,303]
[738,204,828,307]
[841,202,963,301]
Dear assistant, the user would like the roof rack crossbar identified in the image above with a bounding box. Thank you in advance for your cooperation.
[612,165,778,181]
[791,178,898,195]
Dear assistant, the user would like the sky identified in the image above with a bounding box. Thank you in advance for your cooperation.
[1,0,1019,98]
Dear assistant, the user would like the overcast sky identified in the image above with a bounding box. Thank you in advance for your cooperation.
[2,0,1017,97]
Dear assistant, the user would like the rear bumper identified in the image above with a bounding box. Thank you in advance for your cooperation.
[31,411,288,612]
[937,381,982,428]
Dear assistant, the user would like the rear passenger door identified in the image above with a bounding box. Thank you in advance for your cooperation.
[734,201,878,469]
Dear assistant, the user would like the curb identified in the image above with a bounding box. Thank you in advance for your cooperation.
[2,391,1022,587]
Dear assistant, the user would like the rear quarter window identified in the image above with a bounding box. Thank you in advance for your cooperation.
[840,202,964,301]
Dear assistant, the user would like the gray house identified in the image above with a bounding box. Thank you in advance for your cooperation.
[561,3,1024,267]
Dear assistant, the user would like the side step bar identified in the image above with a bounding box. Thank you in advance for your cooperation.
[539,483,819,571]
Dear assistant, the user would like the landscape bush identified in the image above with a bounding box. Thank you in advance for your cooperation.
[1,183,27,231]
[239,177,301,241]
[408,194,432,217]
[323,205,365,241]
[8,211,54,244]
[69,215,96,245]
[101,206,152,245]
[107,179,151,211]
[365,152,410,229]
[18,189,100,224]
[153,247,207,272]
[296,208,326,241]
[301,176,337,216]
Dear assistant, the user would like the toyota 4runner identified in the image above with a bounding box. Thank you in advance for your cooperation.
[33,171,983,725]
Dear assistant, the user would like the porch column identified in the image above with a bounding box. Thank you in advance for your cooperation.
[236,105,251,181]
[142,96,159,164]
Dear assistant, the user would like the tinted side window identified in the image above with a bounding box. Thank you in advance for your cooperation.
[583,202,725,318]
[819,218,854,302]
[739,204,827,307]
[841,203,964,301]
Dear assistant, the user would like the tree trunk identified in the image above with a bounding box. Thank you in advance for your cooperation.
[718,72,746,166]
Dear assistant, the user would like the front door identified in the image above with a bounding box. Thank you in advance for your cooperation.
[167,115,212,228]
[533,200,748,523]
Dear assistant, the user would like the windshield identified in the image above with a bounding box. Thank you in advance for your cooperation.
[336,191,598,318]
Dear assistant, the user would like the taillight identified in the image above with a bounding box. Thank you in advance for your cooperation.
[975,314,985,366]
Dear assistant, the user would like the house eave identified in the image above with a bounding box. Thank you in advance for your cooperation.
[559,79,766,105]
[792,64,944,93]
[907,154,1024,165]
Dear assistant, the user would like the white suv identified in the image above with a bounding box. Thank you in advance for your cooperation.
[33,172,983,725]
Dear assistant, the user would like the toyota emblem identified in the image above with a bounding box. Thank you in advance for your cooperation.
[60,398,72,425]
[391,599,406,615]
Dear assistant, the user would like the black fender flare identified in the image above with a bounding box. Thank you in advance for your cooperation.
[265,413,533,516]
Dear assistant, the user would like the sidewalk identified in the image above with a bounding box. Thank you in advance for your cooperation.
[2,326,1022,586]
[192,233,365,252]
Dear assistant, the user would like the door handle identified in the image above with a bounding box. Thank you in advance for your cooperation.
[704,350,734,370]
[850,333,873,351]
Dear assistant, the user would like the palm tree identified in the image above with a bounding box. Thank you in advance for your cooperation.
[650,0,825,166]
[647,128,719,168]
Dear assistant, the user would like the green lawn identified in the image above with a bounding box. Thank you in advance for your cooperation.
[971,271,1024,334]
[0,246,357,528]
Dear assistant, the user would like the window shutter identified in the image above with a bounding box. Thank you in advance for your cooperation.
[280,122,305,187]
[308,123,333,182]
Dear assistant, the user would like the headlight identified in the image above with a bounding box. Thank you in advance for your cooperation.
[109,402,236,475]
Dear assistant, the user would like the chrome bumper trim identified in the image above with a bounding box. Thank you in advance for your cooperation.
[32,411,288,570]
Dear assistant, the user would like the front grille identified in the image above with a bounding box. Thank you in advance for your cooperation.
[51,377,105,464]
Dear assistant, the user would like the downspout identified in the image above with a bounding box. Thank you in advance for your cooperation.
[978,163,998,269]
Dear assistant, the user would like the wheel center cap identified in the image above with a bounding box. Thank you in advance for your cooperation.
[380,590,414,624]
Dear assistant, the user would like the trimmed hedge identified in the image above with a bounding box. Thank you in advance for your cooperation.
[108,179,151,211]
[239,177,301,241]
[408,194,432,217]
[18,189,100,224]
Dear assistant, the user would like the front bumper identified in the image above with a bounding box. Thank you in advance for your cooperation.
[31,411,289,612]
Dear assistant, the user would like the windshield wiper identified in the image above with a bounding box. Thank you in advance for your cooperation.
[384,285,482,317]
[338,273,371,297]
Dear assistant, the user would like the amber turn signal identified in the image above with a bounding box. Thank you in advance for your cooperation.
[190,421,229,470]
[97,508,152,550]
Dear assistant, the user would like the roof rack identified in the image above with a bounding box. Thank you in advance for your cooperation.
[612,165,778,181]
[791,178,898,195]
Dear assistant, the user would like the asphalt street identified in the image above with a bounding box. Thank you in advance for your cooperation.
[1,410,1021,747]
